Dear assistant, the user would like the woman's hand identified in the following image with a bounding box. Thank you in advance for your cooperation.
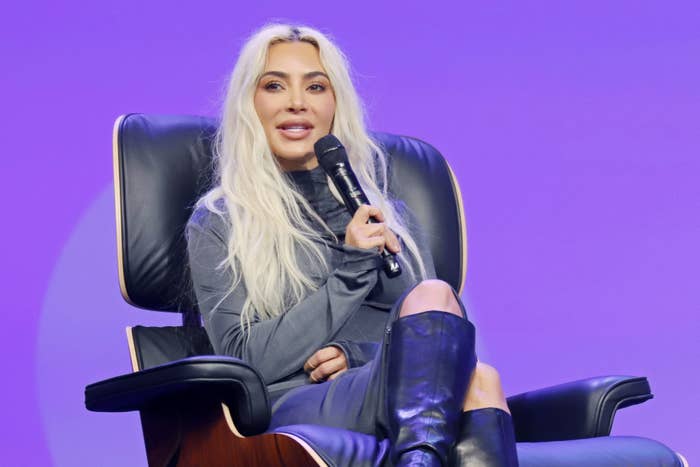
[344,205,401,253]
[304,346,348,382]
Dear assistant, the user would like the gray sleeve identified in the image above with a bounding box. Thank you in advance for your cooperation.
[186,214,381,384]
[327,340,380,368]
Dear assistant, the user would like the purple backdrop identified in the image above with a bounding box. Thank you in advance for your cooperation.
[2,1,698,465]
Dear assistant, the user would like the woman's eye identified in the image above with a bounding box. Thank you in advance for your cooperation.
[308,83,327,92]
[264,81,283,91]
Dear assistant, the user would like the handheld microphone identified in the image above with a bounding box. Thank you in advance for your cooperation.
[314,134,401,278]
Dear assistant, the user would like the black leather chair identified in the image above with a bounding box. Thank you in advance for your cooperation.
[85,113,685,466]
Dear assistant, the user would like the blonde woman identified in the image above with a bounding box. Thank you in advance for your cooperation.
[187,24,518,466]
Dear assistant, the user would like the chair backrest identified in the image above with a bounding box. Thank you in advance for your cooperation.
[114,113,466,319]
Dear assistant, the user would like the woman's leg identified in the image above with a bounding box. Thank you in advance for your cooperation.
[398,279,464,319]
[463,363,510,413]
[453,360,519,466]
[401,282,510,414]
[392,280,518,466]
[386,279,477,466]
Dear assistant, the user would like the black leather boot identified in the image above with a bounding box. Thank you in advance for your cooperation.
[387,311,477,466]
[449,408,519,467]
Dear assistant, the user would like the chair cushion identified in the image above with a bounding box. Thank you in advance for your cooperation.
[272,424,390,467]
[131,325,214,370]
[116,114,216,312]
[272,428,683,467]
[517,436,683,467]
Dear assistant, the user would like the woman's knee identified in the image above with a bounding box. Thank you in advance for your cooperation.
[463,362,510,413]
[399,279,462,318]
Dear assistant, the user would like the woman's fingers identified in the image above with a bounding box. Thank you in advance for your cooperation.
[327,369,347,381]
[347,223,401,252]
[347,223,385,248]
[303,346,341,372]
[354,236,387,251]
[350,204,385,224]
[385,228,401,253]
[304,346,349,382]
[309,356,347,382]
[345,204,400,252]
[358,222,386,237]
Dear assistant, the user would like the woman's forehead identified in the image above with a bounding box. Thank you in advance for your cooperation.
[263,41,325,74]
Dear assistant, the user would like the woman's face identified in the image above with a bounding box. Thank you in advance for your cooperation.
[254,41,336,171]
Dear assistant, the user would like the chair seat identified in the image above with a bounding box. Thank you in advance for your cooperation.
[274,425,683,467]
[516,436,683,467]
[273,424,390,467]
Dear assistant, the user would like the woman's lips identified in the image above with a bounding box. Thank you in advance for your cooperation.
[277,125,313,140]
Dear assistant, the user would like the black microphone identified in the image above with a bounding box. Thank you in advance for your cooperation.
[314,134,401,278]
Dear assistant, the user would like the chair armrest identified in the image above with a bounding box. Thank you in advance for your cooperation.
[506,375,652,442]
[84,356,270,436]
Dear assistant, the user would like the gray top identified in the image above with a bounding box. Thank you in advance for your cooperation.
[186,166,436,385]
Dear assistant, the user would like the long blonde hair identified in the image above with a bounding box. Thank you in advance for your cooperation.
[198,24,427,331]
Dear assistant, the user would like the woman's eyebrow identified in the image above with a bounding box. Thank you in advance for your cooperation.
[259,71,330,80]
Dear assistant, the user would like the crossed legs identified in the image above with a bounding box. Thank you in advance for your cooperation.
[398,279,510,415]
[390,279,518,466]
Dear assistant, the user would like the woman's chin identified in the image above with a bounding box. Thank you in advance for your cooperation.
[275,153,319,171]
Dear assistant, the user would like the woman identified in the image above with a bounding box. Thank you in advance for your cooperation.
[187,24,518,466]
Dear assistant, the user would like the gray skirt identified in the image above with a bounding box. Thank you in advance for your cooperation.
[267,283,468,440]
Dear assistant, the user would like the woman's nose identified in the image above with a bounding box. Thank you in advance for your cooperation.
[287,87,307,112]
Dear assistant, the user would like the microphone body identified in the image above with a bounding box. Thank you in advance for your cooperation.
[326,162,370,214]
[314,135,401,278]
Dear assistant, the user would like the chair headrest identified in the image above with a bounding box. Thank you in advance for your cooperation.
[114,114,466,312]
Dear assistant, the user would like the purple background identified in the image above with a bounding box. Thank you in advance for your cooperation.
[2,1,698,465]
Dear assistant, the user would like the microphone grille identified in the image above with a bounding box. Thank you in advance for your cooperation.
[314,134,348,170]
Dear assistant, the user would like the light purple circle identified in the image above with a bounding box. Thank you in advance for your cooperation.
[36,185,179,466]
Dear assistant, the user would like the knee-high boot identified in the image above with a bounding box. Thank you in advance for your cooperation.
[387,311,477,466]
[448,408,519,466]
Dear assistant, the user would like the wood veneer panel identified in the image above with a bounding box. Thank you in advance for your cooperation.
[139,400,319,466]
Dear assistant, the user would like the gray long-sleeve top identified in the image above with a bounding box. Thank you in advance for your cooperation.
[186,166,436,385]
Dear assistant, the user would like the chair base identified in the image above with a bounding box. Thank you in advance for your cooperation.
[140,400,321,467]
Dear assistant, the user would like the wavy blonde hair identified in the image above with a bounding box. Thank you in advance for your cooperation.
[198,24,427,331]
